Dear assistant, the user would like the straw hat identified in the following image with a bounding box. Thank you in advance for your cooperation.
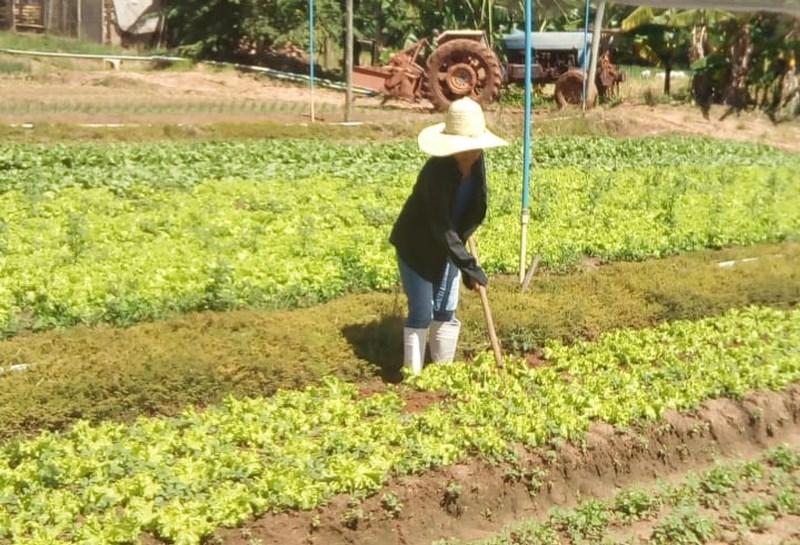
[418,98,508,157]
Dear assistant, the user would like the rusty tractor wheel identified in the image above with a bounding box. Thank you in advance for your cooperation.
[425,38,503,112]
[555,70,587,109]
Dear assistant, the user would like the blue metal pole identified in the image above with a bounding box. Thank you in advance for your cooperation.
[581,0,591,109]
[520,0,533,283]
[522,0,532,211]
[308,0,316,121]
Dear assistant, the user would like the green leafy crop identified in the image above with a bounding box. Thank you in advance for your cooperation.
[650,509,719,545]
[0,306,798,544]
[0,136,787,195]
[1,135,798,335]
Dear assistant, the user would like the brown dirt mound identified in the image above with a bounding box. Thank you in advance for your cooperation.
[597,103,800,153]
[210,386,800,545]
[358,381,447,414]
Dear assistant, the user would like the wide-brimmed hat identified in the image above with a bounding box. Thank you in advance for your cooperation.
[418,97,508,157]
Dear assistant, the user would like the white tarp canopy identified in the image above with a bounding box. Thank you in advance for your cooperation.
[112,0,161,34]
[611,0,800,16]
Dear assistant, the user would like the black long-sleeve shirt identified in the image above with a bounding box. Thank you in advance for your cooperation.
[390,155,489,287]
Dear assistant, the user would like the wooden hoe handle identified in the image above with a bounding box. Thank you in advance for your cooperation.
[467,237,503,368]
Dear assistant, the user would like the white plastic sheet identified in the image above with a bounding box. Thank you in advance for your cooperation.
[612,0,800,16]
[112,0,159,34]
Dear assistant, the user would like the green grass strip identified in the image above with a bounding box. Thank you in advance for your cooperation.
[0,30,127,56]
[1,306,799,544]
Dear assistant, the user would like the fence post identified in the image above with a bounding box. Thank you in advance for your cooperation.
[586,0,607,106]
[344,0,354,121]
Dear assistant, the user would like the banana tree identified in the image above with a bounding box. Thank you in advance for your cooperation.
[408,0,522,47]
[622,8,692,95]
[730,13,799,116]
[495,0,589,30]
[353,0,418,49]
[689,12,798,118]
[417,0,588,40]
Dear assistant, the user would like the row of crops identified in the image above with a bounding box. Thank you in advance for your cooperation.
[2,306,799,544]
[0,137,786,193]
[440,446,800,545]
[0,242,795,442]
[1,134,798,543]
[1,137,798,334]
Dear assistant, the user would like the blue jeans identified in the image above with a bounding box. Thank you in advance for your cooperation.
[398,256,461,328]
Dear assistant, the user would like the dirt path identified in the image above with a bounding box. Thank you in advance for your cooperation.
[1,59,798,150]
[595,103,800,153]
[0,58,431,125]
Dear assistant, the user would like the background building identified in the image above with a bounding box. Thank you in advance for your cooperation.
[0,0,164,46]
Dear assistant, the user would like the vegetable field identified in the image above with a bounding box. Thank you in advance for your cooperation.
[0,132,799,545]
[2,307,799,544]
[440,446,800,545]
[1,137,798,334]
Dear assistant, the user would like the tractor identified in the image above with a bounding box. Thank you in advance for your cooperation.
[503,30,625,108]
[353,30,503,112]
[353,29,624,111]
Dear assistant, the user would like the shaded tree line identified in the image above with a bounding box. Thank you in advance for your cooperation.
[622,7,799,119]
[162,1,631,63]
[163,1,799,119]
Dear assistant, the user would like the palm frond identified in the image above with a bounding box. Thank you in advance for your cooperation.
[667,9,733,27]
[667,9,703,26]
[622,6,658,32]
[636,43,660,65]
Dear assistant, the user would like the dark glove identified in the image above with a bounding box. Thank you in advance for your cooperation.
[462,266,488,290]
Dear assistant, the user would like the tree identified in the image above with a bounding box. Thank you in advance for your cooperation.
[622,8,700,95]
[622,7,721,95]
[354,0,418,49]
[165,0,254,58]
[691,12,799,119]
[166,0,343,61]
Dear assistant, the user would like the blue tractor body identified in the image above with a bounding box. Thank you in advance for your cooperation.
[502,30,593,84]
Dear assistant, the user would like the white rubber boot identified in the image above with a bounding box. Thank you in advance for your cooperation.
[403,327,428,376]
[429,319,461,364]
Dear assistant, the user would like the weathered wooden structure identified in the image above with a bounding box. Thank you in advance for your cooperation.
[0,0,163,46]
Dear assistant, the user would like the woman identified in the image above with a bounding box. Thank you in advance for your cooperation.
[390,97,508,375]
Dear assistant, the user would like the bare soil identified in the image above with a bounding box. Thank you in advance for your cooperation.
[600,447,800,545]
[596,103,800,153]
[0,58,430,125]
[604,505,800,545]
[1,58,798,150]
[357,380,447,415]
[207,386,800,545]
